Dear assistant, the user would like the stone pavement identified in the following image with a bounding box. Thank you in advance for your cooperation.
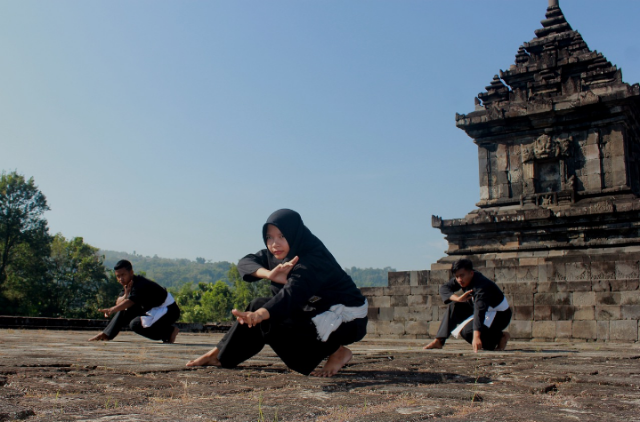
[1,329,640,421]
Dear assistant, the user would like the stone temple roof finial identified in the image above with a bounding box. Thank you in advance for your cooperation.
[549,0,559,8]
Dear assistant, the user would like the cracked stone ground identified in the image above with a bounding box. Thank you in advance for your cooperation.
[1,330,640,421]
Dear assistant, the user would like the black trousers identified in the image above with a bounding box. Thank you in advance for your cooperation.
[436,301,512,351]
[217,297,368,375]
[103,302,180,342]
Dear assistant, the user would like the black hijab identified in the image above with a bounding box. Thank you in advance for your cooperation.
[255,209,365,317]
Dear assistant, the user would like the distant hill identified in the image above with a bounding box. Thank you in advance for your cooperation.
[101,250,232,289]
[100,250,392,288]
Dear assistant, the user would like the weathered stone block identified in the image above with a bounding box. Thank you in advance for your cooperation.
[566,281,592,292]
[621,305,640,320]
[533,321,556,339]
[394,307,410,321]
[366,322,377,335]
[428,321,441,337]
[390,296,408,307]
[367,307,379,321]
[411,309,434,322]
[621,292,640,305]
[388,271,410,286]
[553,263,567,281]
[573,321,597,339]
[597,321,609,341]
[430,270,450,285]
[509,320,532,339]
[360,287,383,297]
[566,262,590,281]
[495,266,517,284]
[615,261,639,280]
[535,293,571,306]
[410,271,430,286]
[610,320,638,341]
[369,296,390,308]
[383,286,411,296]
[595,306,622,320]
[574,306,595,320]
[407,295,428,306]
[536,281,557,293]
[510,294,534,306]
[506,283,537,294]
[517,266,538,282]
[610,279,640,291]
[538,264,551,283]
[595,292,621,305]
[405,321,429,335]
[376,321,406,336]
[534,305,552,320]
[590,262,616,280]
[592,279,611,292]
[378,307,394,321]
[551,305,575,320]
[514,306,533,320]
[556,321,572,338]
[573,292,595,306]
[411,285,438,295]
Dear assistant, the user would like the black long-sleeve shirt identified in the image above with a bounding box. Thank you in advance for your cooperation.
[124,275,169,312]
[237,249,365,321]
[440,271,505,331]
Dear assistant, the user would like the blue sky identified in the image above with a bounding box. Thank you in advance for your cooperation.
[2,1,639,270]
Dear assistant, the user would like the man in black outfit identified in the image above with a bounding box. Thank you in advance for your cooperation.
[423,259,511,352]
[88,260,180,343]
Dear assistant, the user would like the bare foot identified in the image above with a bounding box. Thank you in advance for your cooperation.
[423,338,444,350]
[165,327,179,344]
[310,346,352,377]
[186,347,222,367]
[496,332,510,351]
[88,332,109,342]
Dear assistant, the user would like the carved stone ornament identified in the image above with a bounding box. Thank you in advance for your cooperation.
[522,134,571,162]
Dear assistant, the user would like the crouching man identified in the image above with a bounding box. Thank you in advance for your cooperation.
[89,259,180,343]
[423,259,511,352]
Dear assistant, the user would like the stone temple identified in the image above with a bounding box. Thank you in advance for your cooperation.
[364,0,640,342]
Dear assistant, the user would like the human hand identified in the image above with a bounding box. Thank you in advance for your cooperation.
[98,308,113,318]
[267,256,299,285]
[457,290,473,302]
[232,308,270,328]
[472,331,482,353]
[124,282,132,297]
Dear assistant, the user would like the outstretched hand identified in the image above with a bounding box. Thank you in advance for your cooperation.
[267,256,299,285]
[232,308,270,328]
[457,290,473,302]
[97,308,113,318]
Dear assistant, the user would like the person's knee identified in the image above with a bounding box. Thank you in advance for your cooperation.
[129,318,144,333]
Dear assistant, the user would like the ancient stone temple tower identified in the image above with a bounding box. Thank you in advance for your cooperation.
[364,0,640,342]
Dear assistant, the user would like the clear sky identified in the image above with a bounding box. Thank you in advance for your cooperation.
[2,1,639,270]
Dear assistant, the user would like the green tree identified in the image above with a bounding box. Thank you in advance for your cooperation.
[44,234,110,318]
[0,171,50,288]
[201,280,233,322]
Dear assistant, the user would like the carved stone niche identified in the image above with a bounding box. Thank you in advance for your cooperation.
[521,134,575,207]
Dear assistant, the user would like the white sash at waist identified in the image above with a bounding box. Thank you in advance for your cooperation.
[451,297,509,339]
[311,299,368,342]
[141,292,175,328]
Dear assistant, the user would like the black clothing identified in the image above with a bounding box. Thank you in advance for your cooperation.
[436,301,512,350]
[237,209,366,322]
[217,298,367,375]
[440,271,506,331]
[222,209,368,374]
[436,271,511,350]
[103,302,180,342]
[127,275,170,311]
[104,275,179,341]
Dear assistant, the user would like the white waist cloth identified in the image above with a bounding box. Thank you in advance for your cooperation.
[140,293,175,328]
[311,299,368,342]
[451,297,509,339]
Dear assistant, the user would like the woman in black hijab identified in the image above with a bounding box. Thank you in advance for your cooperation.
[186,209,368,377]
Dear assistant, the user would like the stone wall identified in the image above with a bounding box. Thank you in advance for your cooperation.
[365,252,640,342]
